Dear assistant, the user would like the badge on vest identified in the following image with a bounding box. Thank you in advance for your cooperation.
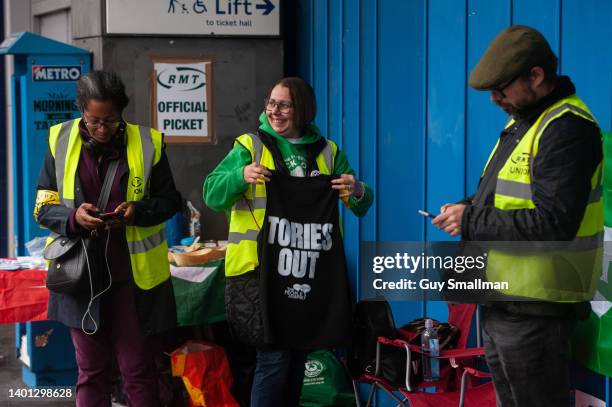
[131,176,144,195]
[310,170,321,177]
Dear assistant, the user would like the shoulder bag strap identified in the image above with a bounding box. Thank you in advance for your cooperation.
[97,159,120,211]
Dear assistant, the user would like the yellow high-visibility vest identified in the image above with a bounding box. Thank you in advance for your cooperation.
[482,95,603,301]
[47,119,170,290]
[225,133,338,277]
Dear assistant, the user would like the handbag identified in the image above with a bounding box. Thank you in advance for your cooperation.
[44,235,94,294]
[43,159,119,295]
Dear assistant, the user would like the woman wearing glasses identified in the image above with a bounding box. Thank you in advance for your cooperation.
[204,77,373,407]
[35,70,180,406]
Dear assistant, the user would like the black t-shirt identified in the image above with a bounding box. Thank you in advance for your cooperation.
[259,172,352,349]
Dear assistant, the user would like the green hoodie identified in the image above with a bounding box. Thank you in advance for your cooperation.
[258,111,321,176]
[203,112,373,217]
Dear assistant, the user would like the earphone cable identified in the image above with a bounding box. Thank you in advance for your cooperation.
[81,229,113,335]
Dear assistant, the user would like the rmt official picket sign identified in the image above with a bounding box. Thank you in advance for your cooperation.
[152,58,214,143]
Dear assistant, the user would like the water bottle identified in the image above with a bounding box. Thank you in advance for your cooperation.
[186,200,201,238]
[421,318,440,381]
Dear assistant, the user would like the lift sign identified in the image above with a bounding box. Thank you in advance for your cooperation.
[32,65,82,82]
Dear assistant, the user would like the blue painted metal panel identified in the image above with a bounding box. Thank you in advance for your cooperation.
[295,0,314,84]
[426,0,467,243]
[359,0,378,245]
[376,1,427,371]
[561,0,612,131]
[25,321,76,373]
[313,0,329,140]
[11,74,23,256]
[561,3,612,399]
[425,0,469,323]
[343,0,361,296]
[291,2,612,403]
[21,320,77,388]
[328,1,343,151]
[466,0,510,194]
[0,0,5,258]
[0,31,90,55]
[300,0,612,262]
[328,1,344,245]
[512,0,560,55]
[377,0,426,242]
[571,362,608,402]
[17,74,29,251]
[12,54,90,255]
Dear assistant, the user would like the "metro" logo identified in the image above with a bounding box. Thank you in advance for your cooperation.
[32,65,82,82]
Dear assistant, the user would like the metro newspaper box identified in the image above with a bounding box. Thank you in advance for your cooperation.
[0,32,91,388]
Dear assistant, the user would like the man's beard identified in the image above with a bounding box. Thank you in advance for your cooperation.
[496,88,537,116]
[499,103,517,115]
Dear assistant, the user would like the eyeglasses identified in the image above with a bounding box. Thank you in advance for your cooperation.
[491,72,525,99]
[265,99,293,113]
[83,115,122,130]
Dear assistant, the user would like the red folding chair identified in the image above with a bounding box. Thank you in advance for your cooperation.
[357,303,496,407]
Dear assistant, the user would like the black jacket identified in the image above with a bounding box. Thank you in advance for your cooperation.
[461,77,601,318]
[37,129,181,335]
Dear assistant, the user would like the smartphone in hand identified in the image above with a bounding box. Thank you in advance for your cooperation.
[417,209,437,219]
[98,211,124,225]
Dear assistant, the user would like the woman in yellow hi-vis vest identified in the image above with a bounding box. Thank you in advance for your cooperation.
[204,77,373,407]
[35,71,180,406]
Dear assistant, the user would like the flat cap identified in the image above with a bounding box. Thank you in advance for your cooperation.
[469,25,556,90]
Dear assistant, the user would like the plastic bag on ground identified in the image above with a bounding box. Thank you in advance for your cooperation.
[171,340,238,407]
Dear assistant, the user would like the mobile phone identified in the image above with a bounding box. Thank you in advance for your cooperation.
[99,211,124,222]
[417,209,437,219]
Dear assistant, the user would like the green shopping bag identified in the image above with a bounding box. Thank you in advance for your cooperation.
[299,350,355,407]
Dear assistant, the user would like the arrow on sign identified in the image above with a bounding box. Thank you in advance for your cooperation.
[256,0,275,15]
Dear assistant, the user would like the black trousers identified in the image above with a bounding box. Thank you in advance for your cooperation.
[482,306,576,407]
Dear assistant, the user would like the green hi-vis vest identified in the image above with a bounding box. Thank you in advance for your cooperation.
[482,95,603,302]
[225,133,338,277]
[46,119,170,290]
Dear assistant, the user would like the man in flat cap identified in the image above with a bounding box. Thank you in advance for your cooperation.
[433,25,602,406]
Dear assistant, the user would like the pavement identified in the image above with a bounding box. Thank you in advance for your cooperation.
[0,323,187,406]
[0,324,74,406]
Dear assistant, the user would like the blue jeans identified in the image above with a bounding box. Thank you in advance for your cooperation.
[250,349,308,407]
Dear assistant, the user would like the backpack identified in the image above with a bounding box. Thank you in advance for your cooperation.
[381,318,460,388]
[399,319,460,349]
[347,299,397,378]
[348,299,461,389]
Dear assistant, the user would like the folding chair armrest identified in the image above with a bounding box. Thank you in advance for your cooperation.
[438,347,486,358]
[458,365,492,407]
[375,336,415,393]
[402,342,413,392]
[436,347,486,369]
[379,341,486,359]
[375,337,381,376]
[463,366,491,379]
[376,336,421,352]
[376,336,405,347]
